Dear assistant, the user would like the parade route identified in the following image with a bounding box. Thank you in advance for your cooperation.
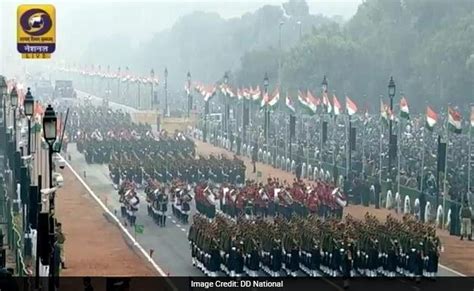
[192,139,469,277]
[66,144,201,276]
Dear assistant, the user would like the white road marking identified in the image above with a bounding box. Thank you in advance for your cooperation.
[176,224,181,228]
[63,157,177,291]
[181,228,186,232]
[167,215,172,218]
[439,264,466,277]
[172,220,176,224]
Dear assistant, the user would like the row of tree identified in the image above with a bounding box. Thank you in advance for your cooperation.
[81,0,474,112]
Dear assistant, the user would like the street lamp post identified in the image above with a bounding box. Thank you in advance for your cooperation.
[1,77,7,165]
[42,104,57,291]
[24,88,35,155]
[164,68,168,117]
[388,76,396,182]
[10,87,18,149]
[263,73,269,151]
[187,71,191,118]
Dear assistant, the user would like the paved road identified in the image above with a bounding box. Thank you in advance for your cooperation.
[67,144,200,276]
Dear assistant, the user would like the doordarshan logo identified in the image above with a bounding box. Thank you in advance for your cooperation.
[19,8,53,36]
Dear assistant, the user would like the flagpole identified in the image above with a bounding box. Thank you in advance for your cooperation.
[443,109,449,227]
[468,103,473,193]
[379,105,383,186]
[285,115,288,162]
[420,128,426,195]
[362,118,365,176]
[397,114,402,195]
[346,114,350,177]
[306,115,310,170]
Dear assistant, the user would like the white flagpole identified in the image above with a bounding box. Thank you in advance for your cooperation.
[306,116,310,169]
[346,113,350,177]
[443,110,449,227]
[379,113,383,185]
[468,104,473,192]
[397,116,402,195]
[420,128,426,195]
[362,120,366,176]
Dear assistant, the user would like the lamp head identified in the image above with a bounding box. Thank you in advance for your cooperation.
[223,72,229,84]
[388,76,396,98]
[42,104,57,144]
[10,87,18,109]
[322,75,328,92]
[24,87,35,117]
[263,72,269,87]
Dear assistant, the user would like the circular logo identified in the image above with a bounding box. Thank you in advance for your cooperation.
[20,8,52,36]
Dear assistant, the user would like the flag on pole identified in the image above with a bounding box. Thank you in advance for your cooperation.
[297,90,316,115]
[400,96,410,119]
[237,88,243,101]
[323,93,332,114]
[285,93,296,113]
[470,105,474,128]
[204,86,216,102]
[381,99,389,125]
[251,86,261,103]
[363,106,370,126]
[268,88,279,108]
[426,106,438,131]
[333,95,341,116]
[306,90,319,113]
[226,86,236,99]
[448,107,462,134]
[345,96,358,116]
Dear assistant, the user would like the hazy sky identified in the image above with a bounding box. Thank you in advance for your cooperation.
[0,0,362,76]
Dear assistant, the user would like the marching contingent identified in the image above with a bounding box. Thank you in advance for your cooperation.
[188,212,441,279]
[62,96,447,281]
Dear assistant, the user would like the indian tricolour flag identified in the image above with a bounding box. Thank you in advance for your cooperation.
[204,86,216,102]
[237,88,243,101]
[285,93,296,113]
[251,86,261,103]
[345,96,358,116]
[381,99,389,124]
[268,88,280,108]
[471,105,474,128]
[322,93,332,114]
[306,90,318,113]
[333,95,341,116]
[297,90,315,115]
[448,107,462,134]
[425,106,438,131]
[400,96,409,119]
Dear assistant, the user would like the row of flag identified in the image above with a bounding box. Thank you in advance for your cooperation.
[192,81,473,134]
[58,66,160,85]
